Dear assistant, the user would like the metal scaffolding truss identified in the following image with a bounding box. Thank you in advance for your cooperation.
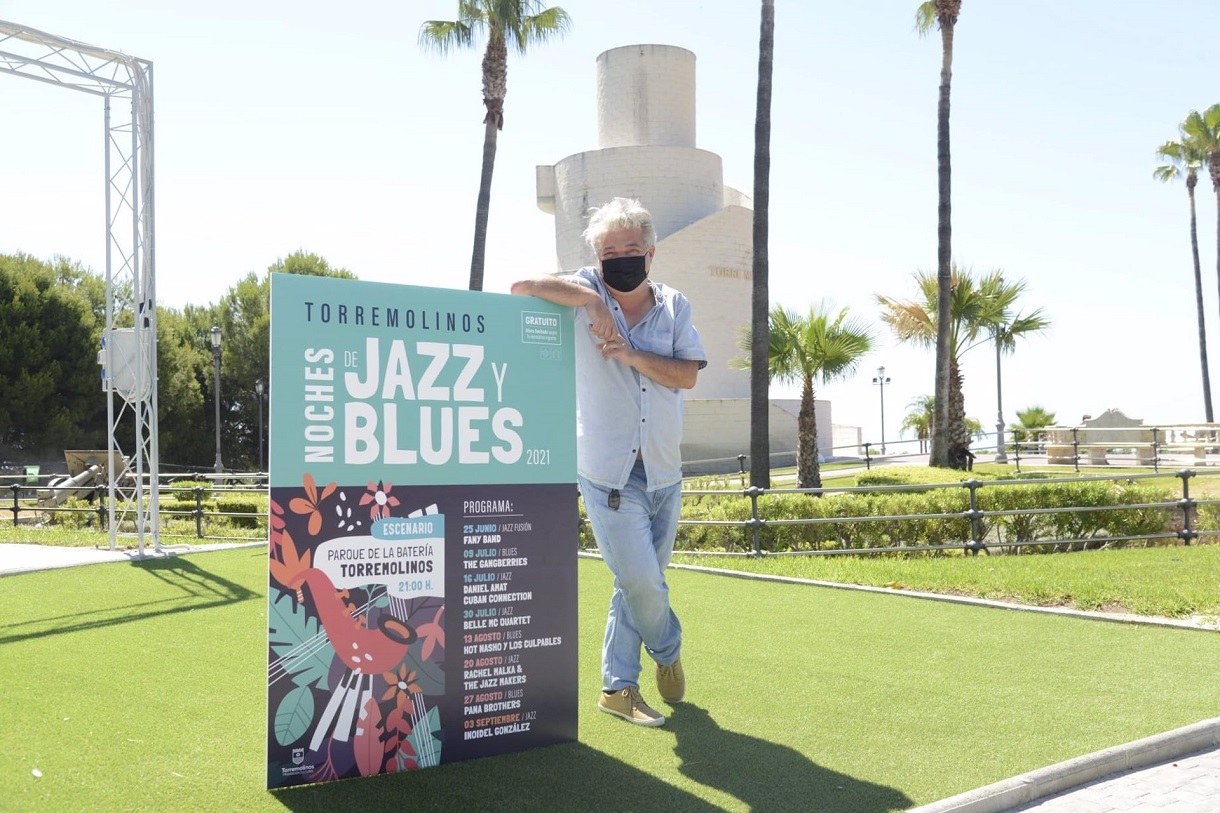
[0,20,160,553]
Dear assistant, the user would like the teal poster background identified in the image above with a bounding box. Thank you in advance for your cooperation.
[266,274,578,789]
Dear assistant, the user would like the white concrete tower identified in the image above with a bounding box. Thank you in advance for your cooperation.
[537,43,754,401]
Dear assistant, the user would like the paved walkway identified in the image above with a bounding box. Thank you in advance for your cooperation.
[1011,745,1220,812]
[5,542,1219,812]
[909,719,1220,813]
[0,540,259,576]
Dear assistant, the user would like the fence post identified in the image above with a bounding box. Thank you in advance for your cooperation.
[1176,469,1197,546]
[194,486,205,539]
[1151,427,1160,473]
[863,442,872,471]
[9,482,21,524]
[1071,427,1081,473]
[1012,428,1022,473]
[737,454,747,488]
[964,479,985,555]
[744,485,765,556]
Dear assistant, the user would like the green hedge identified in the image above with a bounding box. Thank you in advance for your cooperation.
[47,497,102,529]
[166,480,214,501]
[215,499,261,528]
[669,479,1178,555]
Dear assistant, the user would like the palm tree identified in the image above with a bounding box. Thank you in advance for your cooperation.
[901,394,935,453]
[877,266,1049,469]
[915,0,962,468]
[1156,128,1214,422]
[1183,104,1220,386]
[419,1,572,291]
[736,303,875,490]
[750,0,775,490]
[1013,405,1056,451]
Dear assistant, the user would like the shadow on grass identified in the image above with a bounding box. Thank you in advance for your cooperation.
[0,554,259,645]
[269,706,912,813]
[272,740,723,812]
[671,704,913,812]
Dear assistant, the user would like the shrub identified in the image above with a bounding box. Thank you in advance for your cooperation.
[855,472,913,487]
[674,478,1179,556]
[46,497,100,529]
[216,499,262,529]
[166,481,213,503]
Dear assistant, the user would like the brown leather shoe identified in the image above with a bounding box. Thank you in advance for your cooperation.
[656,657,686,703]
[598,687,665,726]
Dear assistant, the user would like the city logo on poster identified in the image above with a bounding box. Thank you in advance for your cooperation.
[292,748,305,766]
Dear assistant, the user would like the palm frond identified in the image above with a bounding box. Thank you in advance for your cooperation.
[516,7,572,51]
[418,20,475,53]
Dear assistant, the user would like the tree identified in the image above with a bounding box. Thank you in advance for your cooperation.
[750,0,775,490]
[736,303,875,490]
[211,251,357,470]
[915,0,962,468]
[878,266,1049,468]
[154,307,212,468]
[1013,405,1056,450]
[420,1,572,292]
[0,254,108,456]
[1182,104,1220,384]
[1156,128,1213,421]
[901,394,935,453]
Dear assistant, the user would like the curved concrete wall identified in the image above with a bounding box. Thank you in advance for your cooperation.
[597,44,696,149]
[551,146,723,269]
[651,206,752,400]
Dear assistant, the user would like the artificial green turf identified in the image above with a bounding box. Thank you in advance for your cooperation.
[3,549,1219,812]
[676,544,1220,618]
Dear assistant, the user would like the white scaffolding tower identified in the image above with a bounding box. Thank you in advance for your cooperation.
[0,20,160,554]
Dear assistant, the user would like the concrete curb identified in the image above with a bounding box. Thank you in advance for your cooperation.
[905,718,1220,813]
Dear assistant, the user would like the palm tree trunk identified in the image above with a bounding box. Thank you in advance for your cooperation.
[1188,178,1214,421]
[750,0,775,489]
[468,118,498,292]
[798,377,821,490]
[947,359,971,469]
[1212,156,1220,422]
[469,34,508,292]
[948,360,968,444]
[930,6,957,468]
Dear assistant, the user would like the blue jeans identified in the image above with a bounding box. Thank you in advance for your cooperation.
[579,459,683,692]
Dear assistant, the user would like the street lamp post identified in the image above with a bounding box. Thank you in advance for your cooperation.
[210,326,223,473]
[872,366,891,455]
[255,378,265,472]
[994,335,1008,463]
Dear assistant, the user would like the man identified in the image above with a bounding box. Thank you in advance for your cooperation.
[511,197,706,726]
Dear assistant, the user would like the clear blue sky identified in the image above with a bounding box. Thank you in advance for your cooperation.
[4,1,1220,450]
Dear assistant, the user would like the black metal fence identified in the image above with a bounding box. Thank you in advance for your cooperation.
[6,467,1218,555]
[1,473,269,542]
[673,469,1216,558]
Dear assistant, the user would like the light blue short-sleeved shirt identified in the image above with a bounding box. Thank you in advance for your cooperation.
[564,267,707,491]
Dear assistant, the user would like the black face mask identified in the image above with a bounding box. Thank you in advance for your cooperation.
[601,255,647,292]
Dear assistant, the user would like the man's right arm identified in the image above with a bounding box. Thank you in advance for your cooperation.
[511,276,617,342]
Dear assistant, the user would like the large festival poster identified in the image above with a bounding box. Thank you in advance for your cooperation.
[266,274,577,789]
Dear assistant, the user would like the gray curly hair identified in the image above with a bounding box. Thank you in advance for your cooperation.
[582,197,656,253]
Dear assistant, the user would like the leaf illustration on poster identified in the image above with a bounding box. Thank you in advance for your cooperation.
[274,684,315,747]
[267,275,578,789]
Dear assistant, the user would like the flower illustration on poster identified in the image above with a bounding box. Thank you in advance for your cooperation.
[360,480,400,521]
[268,473,445,784]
